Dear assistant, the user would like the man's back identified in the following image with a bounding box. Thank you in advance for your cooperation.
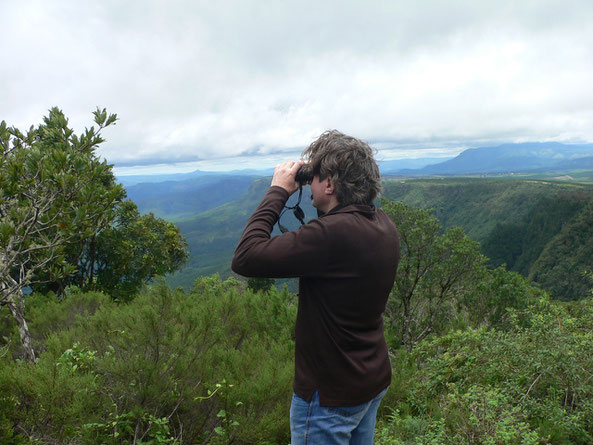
[293,204,399,406]
[232,187,399,405]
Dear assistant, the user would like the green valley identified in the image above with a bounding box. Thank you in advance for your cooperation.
[167,175,593,300]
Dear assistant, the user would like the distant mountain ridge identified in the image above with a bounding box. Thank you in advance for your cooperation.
[125,174,259,220]
[395,142,593,175]
[379,157,454,173]
[116,142,593,185]
[117,168,273,187]
[117,157,451,186]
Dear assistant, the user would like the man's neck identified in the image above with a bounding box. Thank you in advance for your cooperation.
[321,196,340,214]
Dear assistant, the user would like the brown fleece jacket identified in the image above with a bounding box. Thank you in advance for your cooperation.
[232,186,400,406]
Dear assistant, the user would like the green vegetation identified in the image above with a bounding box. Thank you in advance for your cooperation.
[382,177,593,300]
[382,177,592,242]
[2,211,593,443]
[0,277,295,444]
[167,175,593,301]
[78,200,188,300]
[2,197,593,442]
[4,109,593,443]
[381,199,542,351]
[376,297,593,444]
[481,195,585,275]
[528,201,593,301]
[1,109,187,361]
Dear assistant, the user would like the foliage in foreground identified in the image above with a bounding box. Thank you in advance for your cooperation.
[1,108,188,362]
[0,276,295,444]
[376,297,593,444]
[2,274,593,444]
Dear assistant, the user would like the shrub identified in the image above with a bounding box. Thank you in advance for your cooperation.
[378,297,593,444]
[0,276,296,444]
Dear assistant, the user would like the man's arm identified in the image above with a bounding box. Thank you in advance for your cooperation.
[232,161,330,278]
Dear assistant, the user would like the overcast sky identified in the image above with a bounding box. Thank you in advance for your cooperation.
[2,0,593,174]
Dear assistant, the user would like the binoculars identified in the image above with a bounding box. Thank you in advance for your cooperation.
[295,164,314,185]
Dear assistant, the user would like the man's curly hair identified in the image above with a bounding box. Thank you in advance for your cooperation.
[301,130,381,206]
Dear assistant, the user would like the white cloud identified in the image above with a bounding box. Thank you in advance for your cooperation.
[2,0,593,171]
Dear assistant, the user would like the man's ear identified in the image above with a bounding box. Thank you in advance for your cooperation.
[324,177,335,195]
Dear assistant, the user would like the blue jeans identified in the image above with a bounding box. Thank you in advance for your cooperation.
[290,387,388,445]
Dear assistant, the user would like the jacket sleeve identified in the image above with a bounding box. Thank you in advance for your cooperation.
[231,186,331,278]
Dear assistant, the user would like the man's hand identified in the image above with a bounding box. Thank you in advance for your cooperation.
[271,160,304,195]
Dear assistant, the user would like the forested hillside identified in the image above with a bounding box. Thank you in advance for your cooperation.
[168,176,593,300]
[382,178,593,300]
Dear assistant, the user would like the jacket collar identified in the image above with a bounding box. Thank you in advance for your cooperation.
[318,203,376,218]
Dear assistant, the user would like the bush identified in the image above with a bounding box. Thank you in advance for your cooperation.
[378,297,593,444]
[0,276,296,444]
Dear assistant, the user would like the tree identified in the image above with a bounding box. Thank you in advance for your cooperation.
[381,199,488,351]
[32,199,188,301]
[462,265,544,329]
[88,200,188,300]
[247,277,275,293]
[0,107,125,361]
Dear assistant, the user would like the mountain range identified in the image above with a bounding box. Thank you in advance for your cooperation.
[115,141,593,299]
[117,142,593,189]
[389,142,593,175]
[120,141,593,221]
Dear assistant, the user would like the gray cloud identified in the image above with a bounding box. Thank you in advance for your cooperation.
[2,0,593,171]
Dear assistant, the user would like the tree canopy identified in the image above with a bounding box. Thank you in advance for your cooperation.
[1,108,187,361]
[381,199,542,350]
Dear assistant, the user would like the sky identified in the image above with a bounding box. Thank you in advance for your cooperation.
[2,0,593,175]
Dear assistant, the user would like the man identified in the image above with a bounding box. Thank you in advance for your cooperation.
[232,130,400,444]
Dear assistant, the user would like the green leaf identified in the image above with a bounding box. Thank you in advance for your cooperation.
[105,113,118,126]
